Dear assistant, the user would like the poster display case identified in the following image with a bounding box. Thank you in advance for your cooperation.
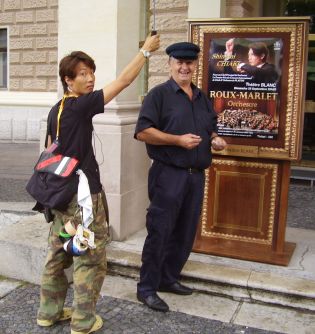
[190,17,309,160]
[189,18,309,265]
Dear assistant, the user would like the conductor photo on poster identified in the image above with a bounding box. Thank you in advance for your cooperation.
[208,37,283,140]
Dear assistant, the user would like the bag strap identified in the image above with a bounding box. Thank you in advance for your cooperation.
[56,93,78,140]
[101,190,111,241]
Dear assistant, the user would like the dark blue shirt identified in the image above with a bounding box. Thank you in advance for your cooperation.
[135,78,218,169]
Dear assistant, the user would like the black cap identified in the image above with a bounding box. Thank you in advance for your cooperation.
[166,42,200,60]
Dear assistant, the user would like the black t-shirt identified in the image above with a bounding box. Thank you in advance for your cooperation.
[46,89,104,194]
[135,78,218,170]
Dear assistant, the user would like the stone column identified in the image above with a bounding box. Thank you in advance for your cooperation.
[58,0,150,240]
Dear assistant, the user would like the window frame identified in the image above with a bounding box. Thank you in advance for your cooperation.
[0,27,8,90]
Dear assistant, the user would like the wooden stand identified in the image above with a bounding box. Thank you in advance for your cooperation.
[193,156,295,266]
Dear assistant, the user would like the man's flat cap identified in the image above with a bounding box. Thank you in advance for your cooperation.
[166,42,200,60]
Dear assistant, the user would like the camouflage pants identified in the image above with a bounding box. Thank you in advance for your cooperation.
[37,191,108,333]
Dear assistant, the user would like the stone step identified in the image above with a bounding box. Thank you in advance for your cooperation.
[0,211,314,313]
[106,246,315,312]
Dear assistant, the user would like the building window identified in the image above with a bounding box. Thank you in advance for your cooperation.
[0,28,7,89]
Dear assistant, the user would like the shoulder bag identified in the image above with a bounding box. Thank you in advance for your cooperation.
[26,94,89,211]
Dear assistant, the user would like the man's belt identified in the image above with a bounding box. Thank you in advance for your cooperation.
[153,160,204,174]
[187,167,203,174]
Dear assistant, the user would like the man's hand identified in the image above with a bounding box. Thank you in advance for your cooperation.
[211,136,227,151]
[236,62,246,73]
[142,33,160,53]
[225,38,234,53]
[224,38,235,59]
[178,134,202,150]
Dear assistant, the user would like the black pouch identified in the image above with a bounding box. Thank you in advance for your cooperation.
[26,137,80,211]
[26,171,79,211]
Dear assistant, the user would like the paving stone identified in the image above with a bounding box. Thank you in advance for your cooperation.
[0,278,22,298]
[0,283,282,334]
[235,302,315,334]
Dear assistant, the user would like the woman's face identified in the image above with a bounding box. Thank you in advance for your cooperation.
[248,48,265,67]
[65,61,95,95]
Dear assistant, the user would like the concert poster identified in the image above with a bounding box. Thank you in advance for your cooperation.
[190,18,309,160]
[208,37,283,140]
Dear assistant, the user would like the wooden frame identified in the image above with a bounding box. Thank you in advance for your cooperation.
[189,17,309,160]
[193,157,295,265]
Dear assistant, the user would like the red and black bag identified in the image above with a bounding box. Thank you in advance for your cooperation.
[26,147,80,210]
[26,168,79,211]
[26,95,82,211]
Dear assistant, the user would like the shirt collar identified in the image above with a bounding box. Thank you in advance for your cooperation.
[168,77,201,98]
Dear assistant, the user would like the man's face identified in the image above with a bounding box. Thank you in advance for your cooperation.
[248,48,264,67]
[65,61,95,95]
[169,57,197,85]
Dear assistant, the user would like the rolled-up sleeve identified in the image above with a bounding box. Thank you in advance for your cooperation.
[134,89,161,139]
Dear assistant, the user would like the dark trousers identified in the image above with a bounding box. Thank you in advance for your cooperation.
[137,161,205,297]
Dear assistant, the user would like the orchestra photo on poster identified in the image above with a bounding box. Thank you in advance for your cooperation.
[208,37,283,140]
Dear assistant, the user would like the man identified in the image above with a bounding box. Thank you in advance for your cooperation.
[36,33,160,334]
[225,39,279,84]
[135,42,227,312]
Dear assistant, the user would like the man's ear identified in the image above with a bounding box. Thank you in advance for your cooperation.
[65,76,71,85]
[65,76,73,90]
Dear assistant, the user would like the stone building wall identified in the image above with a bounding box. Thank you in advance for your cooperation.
[225,0,260,18]
[148,0,188,90]
[148,0,260,90]
[0,0,58,92]
[0,0,259,93]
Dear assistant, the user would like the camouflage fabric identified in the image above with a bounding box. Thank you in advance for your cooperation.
[37,191,108,332]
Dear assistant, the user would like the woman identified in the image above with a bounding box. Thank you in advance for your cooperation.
[36,34,160,334]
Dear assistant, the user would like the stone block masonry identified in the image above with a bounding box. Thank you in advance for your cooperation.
[1,0,58,92]
[148,0,188,90]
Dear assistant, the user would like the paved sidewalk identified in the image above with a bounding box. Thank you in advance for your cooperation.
[0,142,315,334]
[0,277,284,334]
[0,142,38,202]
